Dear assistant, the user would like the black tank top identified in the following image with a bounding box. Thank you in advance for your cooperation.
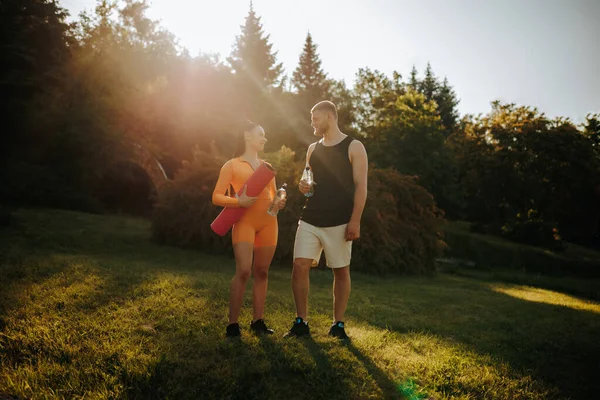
[301,136,355,227]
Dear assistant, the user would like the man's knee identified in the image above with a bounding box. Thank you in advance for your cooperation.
[333,266,351,282]
[292,258,312,281]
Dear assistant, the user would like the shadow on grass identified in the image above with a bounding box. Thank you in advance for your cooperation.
[352,275,600,400]
[2,209,598,399]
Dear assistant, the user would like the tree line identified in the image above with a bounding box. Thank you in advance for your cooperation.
[2,0,599,261]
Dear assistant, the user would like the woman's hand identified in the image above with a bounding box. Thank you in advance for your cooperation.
[236,186,257,208]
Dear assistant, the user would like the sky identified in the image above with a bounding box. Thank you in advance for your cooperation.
[61,0,600,123]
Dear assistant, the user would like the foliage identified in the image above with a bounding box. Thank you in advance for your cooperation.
[354,167,446,274]
[227,1,284,122]
[444,222,600,278]
[0,0,74,159]
[3,1,599,252]
[450,102,600,245]
[153,146,445,274]
[365,90,463,217]
[291,32,330,104]
[151,149,230,252]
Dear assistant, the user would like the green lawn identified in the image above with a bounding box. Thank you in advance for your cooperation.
[1,209,599,399]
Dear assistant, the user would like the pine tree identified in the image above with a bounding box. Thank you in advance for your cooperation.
[227,2,283,90]
[292,32,330,104]
[408,65,419,90]
[1,0,73,159]
[421,62,437,101]
[435,77,460,136]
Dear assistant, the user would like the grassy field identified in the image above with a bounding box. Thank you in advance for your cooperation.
[1,209,599,399]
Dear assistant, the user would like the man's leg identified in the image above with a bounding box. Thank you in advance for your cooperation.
[322,224,352,339]
[332,266,351,322]
[292,258,313,319]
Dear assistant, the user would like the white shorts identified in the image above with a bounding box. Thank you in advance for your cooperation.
[293,221,352,269]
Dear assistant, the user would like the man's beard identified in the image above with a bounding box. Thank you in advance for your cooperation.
[313,125,329,137]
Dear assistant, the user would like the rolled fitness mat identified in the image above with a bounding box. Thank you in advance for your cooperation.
[210,162,276,236]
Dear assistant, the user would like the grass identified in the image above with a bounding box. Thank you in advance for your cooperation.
[1,209,599,399]
[443,221,600,279]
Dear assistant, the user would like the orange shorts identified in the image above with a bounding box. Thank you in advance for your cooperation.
[232,199,278,247]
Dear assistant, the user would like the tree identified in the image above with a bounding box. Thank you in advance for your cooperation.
[292,32,330,104]
[0,0,74,159]
[421,62,437,101]
[228,2,283,91]
[367,90,462,216]
[451,103,600,245]
[408,65,419,90]
[583,113,600,152]
[407,63,460,136]
[435,77,460,136]
[353,68,404,134]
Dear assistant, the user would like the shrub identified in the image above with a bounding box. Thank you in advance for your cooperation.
[153,148,446,275]
[262,146,305,262]
[0,161,103,213]
[444,224,600,278]
[151,150,231,253]
[0,204,16,228]
[353,168,446,274]
[501,210,564,251]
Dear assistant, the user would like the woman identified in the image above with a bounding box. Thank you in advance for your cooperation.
[212,121,285,337]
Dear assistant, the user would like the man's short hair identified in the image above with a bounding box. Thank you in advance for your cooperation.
[311,100,338,120]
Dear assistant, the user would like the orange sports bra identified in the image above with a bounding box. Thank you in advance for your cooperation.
[212,158,276,208]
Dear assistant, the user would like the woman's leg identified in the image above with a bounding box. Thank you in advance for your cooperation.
[251,245,276,321]
[229,222,255,324]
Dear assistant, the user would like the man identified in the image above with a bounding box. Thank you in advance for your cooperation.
[285,100,368,340]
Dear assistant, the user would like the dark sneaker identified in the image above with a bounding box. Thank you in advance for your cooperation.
[226,323,241,338]
[283,317,310,338]
[328,321,349,340]
[250,319,274,335]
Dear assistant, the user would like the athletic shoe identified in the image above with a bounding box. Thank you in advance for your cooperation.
[226,323,241,338]
[250,319,274,335]
[283,317,310,338]
[328,321,349,340]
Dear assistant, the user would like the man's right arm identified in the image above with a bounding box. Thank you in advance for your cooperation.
[306,143,317,167]
[299,143,317,194]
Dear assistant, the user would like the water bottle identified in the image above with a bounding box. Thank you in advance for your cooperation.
[302,166,314,197]
[267,183,287,216]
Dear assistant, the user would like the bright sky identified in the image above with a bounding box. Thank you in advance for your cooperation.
[61,0,600,123]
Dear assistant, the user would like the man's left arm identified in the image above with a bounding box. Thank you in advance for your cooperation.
[346,140,368,241]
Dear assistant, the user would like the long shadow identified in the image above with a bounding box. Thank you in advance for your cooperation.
[343,342,406,399]
[4,210,598,398]
[301,336,404,400]
[350,275,600,400]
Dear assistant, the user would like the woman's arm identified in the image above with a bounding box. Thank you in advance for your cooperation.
[212,161,240,208]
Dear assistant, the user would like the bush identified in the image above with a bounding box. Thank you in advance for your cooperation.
[153,148,447,275]
[444,224,600,278]
[266,149,447,274]
[151,150,231,253]
[262,147,305,262]
[352,168,446,274]
[0,161,103,213]
[501,210,564,251]
[0,204,16,228]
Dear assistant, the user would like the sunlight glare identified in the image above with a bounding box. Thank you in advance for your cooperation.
[491,285,600,313]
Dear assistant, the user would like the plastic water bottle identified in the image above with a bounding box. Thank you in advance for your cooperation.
[267,183,287,216]
[302,166,314,197]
